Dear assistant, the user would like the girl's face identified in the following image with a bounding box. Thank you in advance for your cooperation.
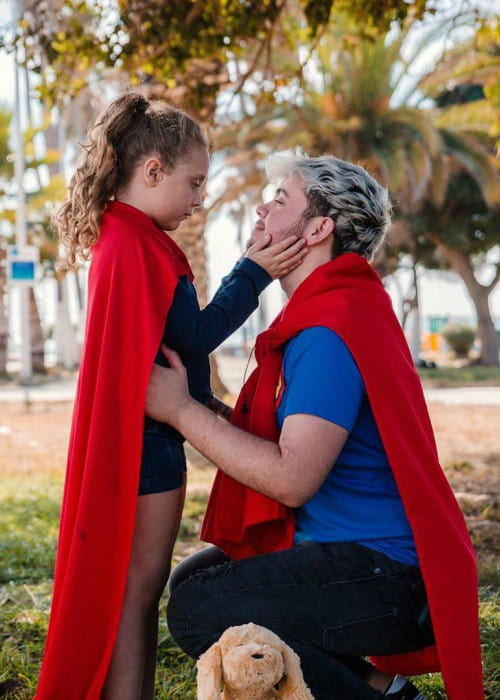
[150,145,210,231]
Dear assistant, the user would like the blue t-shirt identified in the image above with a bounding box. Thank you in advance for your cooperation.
[276,326,418,566]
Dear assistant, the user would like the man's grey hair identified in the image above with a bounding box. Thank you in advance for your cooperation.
[265,151,392,261]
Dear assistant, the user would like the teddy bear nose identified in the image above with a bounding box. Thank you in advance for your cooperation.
[251,653,264,659]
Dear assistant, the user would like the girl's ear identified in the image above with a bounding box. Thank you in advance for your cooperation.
[143,157,163,187]
[303,216,334,247]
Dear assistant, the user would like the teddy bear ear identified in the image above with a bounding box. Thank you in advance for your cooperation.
[197,642,223,700]
[278,643,314,700]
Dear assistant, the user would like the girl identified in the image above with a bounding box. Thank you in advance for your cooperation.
[35,92,306,700]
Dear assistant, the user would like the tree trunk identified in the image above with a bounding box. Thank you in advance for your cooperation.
[29,288,46,373]
[400,256,421,363]
[474,288,499,366]
[427,236,499,366]
[0,242,8,376]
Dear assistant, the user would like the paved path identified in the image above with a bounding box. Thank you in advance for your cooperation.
[423,386,500,406]
[0,354,499,406]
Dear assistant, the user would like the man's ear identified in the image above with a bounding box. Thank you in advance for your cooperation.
[143,157,163,187]
[303,216,334,247]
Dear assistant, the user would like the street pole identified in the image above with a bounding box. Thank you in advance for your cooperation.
[13,44,32,384]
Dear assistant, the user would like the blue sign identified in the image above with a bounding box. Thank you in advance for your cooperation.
[7,245,39,285]
[11,260,36,281]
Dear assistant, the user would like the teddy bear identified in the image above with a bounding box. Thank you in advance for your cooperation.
[196,622,314,699]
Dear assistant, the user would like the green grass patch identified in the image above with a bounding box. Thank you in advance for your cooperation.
[408,560,500,699]
[418,365,500,386]
[0,477,62,585]
[178,490,208,540]
[1,476,498,699]
[156,595,197,699]
[0,582,52,697]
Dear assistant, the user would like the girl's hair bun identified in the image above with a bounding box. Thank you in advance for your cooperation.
[133,95,149,114]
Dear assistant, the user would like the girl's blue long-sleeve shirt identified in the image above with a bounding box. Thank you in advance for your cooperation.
[144,257,272,441]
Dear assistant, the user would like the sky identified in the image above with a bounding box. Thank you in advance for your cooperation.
[1,0,499,345]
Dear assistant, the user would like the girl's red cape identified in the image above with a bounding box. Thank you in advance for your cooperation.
[201,253,484,700]
[35,202,191,699]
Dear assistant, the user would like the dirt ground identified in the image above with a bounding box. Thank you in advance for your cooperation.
[0,398,498,560]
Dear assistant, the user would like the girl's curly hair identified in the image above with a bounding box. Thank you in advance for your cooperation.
[56,91,207,269]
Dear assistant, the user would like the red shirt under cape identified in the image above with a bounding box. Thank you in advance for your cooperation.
[35,201,192,699]
[201,253,483,700]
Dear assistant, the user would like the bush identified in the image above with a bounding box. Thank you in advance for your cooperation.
[441,323,476,357]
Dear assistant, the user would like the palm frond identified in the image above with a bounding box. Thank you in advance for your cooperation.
[427,154,450,208]
[440,129,500,206]
[388,107,442,156]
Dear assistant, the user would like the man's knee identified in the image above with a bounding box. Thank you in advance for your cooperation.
[167,580,218,659]
[167,545,229,594]
[166,548,232,658]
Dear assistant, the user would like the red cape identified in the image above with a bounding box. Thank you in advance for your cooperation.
[201,253,483,700]
[35,201,191,699]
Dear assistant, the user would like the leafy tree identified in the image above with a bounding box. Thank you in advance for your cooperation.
[7,0,429,105]
[409,172,499,365]
[211,12,499,364]
[1,0,430,385]
[4,0,430,288]
[408,19,500,365]
[420,20,500,150]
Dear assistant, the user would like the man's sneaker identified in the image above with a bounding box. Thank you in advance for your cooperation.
[384,674,426,699]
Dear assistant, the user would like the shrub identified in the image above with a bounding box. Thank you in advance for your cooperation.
[441,323,476,357]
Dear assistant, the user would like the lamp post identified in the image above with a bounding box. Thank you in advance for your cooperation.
[13,40,32,384]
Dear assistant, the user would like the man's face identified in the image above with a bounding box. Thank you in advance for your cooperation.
[251,175,309,244]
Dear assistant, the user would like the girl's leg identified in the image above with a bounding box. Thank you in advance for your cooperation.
[102,479,186,700]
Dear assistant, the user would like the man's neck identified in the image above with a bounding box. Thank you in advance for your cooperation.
[280,248,331,298]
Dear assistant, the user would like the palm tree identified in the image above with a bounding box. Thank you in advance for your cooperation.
[212,14,498,361]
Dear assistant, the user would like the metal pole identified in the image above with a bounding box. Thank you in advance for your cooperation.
[13,43,32,384]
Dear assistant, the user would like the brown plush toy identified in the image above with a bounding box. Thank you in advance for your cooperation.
[196,622,314,700]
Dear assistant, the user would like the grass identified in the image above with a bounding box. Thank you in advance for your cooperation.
[418,365,500,386]
[1,475,499,699]
[0,473,200,699]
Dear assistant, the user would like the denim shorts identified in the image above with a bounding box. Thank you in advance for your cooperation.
[139,430,187,495]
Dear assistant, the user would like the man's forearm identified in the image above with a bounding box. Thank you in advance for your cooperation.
[145,356,345,506]
[176,398,293,504]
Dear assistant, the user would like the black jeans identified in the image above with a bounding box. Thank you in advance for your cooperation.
[167,541,434,699]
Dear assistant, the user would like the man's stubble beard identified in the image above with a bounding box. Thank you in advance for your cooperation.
[272,214,308,245]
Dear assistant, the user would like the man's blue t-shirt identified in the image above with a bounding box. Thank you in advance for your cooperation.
[276,326,418,566]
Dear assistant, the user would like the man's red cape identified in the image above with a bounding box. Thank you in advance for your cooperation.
[201,253,483,700]
[35,201,191,699]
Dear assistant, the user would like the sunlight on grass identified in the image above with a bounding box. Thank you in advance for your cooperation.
[0,477,62,584]
[1,473,498,699]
